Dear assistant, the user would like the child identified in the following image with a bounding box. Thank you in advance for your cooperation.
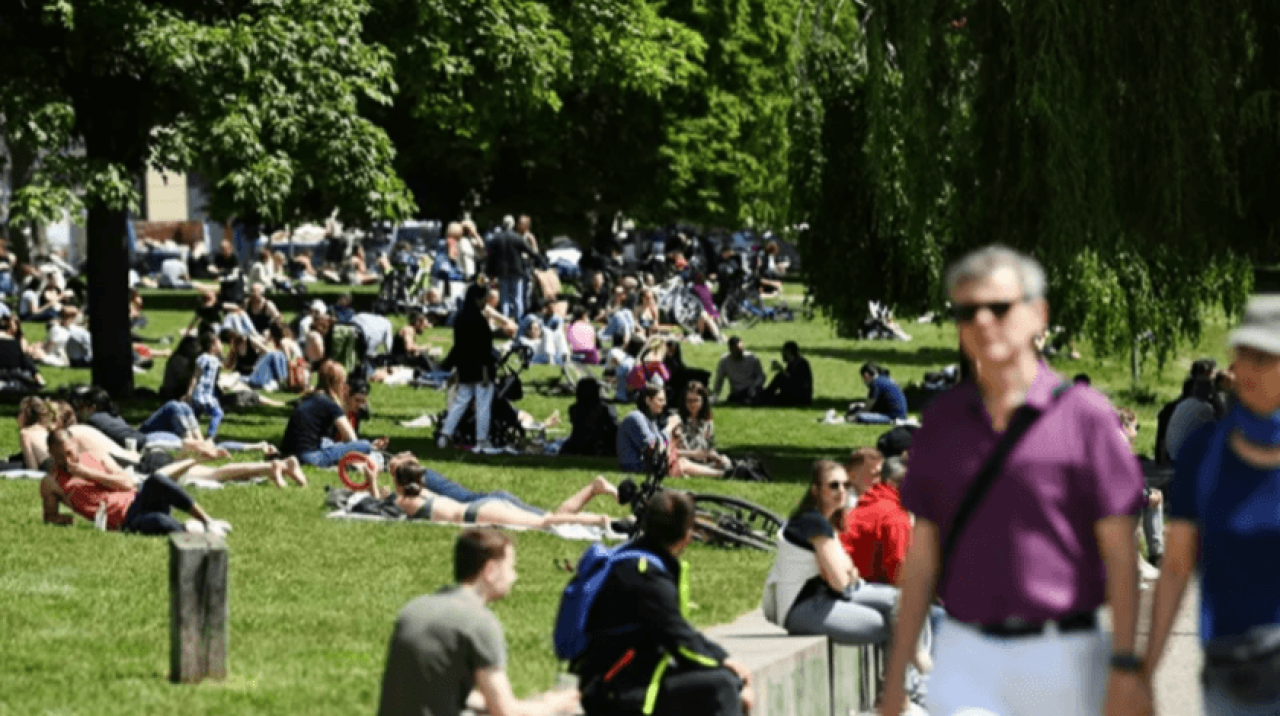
[185,331,225,440]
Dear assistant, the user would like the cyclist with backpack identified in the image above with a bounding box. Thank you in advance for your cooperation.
[566,490,754,716]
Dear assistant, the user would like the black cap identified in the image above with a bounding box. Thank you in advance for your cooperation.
[876,425,917,460]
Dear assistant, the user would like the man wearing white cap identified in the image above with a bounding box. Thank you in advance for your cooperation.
[298,299,327,339]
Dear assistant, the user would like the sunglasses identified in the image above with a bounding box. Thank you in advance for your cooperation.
[826,481,849,491]
[951,298,1028,323]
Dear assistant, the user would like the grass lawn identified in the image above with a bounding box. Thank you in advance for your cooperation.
[0,287,1235,714]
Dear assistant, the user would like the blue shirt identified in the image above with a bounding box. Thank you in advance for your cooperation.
[617,410,665,473]
[191,354,221,409]
[1168,423,1280,642]
[867,375,908,419]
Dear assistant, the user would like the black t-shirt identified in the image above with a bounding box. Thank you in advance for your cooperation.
[88,412,147,449]
[281,392,345,456]
[783,508,834,552]
[783,508,837,605]
[0,337,38,377]
[213,252,239,274]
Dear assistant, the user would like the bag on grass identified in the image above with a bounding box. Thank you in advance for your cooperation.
[553,543,666,661]
[727,455,771,483]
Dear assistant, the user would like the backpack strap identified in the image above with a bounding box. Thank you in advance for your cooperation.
[936,380,1074,595]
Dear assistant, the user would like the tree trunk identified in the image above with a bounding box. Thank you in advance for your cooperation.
[86,200,135,397]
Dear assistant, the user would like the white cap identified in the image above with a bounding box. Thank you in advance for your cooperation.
[310,299,328,314]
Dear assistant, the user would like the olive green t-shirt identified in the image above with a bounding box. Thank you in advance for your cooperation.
[378,586,507,716]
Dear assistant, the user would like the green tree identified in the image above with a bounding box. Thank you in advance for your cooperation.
[366,0,797,236]
[797,0,1268,379]
[0,0,413,396]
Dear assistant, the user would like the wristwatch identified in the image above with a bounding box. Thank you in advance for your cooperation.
[1110,653,1144,673]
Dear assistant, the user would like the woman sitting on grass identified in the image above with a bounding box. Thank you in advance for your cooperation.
[281,360,385,467]
[559,377,619,457]
[354,453,616,530]
[670,382,733,477]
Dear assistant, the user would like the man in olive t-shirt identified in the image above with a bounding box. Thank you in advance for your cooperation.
[378,529,579,716]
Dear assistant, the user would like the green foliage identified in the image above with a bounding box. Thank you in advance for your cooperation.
[367,0,796,233]
[0,0,415,224]
[794,0,1270,379]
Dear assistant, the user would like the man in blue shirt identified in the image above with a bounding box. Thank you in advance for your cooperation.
[856,363,907,424]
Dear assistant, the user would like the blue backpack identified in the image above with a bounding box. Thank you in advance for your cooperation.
[553,543,666,661]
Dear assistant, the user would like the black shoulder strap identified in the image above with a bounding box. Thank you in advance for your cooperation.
[936,381,1074,595]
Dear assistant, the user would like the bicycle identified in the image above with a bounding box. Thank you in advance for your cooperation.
[615,446,783,552]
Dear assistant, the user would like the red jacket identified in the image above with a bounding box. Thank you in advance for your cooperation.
[841,482,912,585]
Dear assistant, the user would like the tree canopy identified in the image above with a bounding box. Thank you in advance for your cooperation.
[794,0,1275,378]
[0,0,416,394]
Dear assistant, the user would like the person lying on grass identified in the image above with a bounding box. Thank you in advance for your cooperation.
[64,389,278,461]
[41,429,234,535]
[349,452,617,530]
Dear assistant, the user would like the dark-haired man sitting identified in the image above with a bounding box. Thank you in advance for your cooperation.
[761,341,813,406]
[378,528,580,716]
[577,490,754,716]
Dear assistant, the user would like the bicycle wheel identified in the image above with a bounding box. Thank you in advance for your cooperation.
[690,494,783,552]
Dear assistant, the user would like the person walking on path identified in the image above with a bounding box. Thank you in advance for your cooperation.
[1144,295,1280,716]
[880,245,1149,716]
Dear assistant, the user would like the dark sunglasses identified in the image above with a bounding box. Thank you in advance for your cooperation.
[826,481,849,491]
[951,298,1028,323]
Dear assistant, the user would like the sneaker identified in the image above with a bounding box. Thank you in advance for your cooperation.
[436,434,449,449]
[1138,558,1160,581]
[474,440,494,452]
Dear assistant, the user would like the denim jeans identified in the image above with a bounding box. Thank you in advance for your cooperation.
[853,412,895,425]
[441,382,494,444]
[246,351,287,389]
[139,401,200,438]
[499,276,526,319]
[1142,502,1165,560]
[297,440,374,468]
[121,474,195,535]
[419,468,544,515]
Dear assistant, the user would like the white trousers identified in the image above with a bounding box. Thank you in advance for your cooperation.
[927,616,1109,716]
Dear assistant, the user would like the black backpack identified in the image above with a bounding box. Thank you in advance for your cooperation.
[727,455,770,482]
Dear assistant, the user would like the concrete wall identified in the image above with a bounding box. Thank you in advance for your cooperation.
[145,168,189,222]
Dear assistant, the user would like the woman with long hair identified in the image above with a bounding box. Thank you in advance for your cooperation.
[438,283,497,450]
[670,382,732,477]
[357,456,616,531]
[762,460,901,645]
[280,360,375,467]
[616,382,673,474]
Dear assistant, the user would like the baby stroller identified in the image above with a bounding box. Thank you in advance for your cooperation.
[372,250,421,315]
[433,344,532,449]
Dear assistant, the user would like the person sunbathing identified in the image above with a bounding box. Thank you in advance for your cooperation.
[353,453,617,530]
[41,429,233,535]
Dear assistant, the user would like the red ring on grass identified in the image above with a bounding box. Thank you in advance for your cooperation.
[339,452,378,490]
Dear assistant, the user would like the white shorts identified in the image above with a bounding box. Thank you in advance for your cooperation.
[927,615,1110,716]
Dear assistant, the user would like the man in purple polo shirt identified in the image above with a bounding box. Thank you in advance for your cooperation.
[879,246,1149,716]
